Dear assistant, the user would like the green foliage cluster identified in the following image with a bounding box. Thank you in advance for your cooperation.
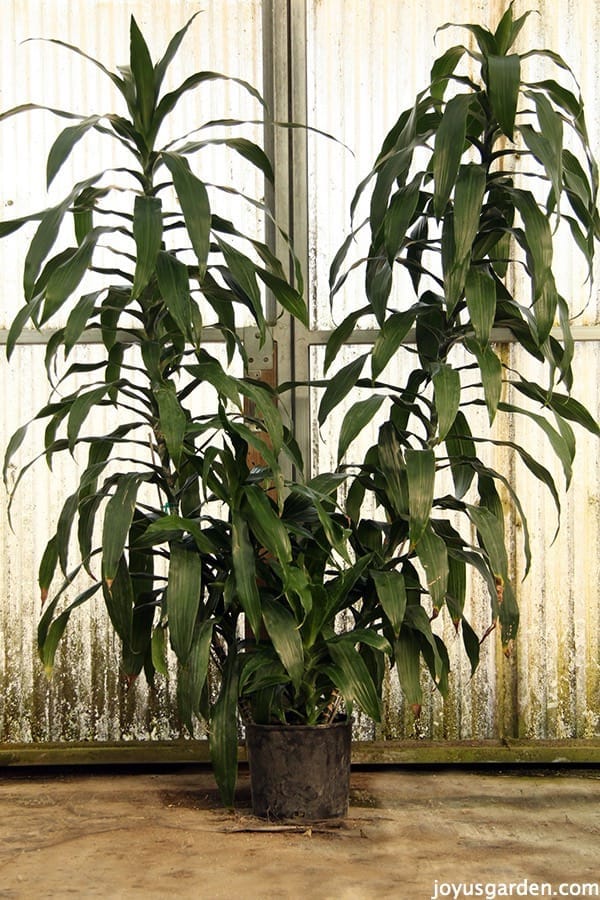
[321,0,600,701]
[1,4,598,806]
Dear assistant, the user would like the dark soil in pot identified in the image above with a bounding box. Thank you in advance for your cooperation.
[245,718,352,820]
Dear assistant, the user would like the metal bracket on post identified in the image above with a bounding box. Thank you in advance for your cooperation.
[243,326,274,380]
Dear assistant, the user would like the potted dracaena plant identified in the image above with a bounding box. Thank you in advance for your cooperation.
[0,10,391,819]
[320,0,599,715]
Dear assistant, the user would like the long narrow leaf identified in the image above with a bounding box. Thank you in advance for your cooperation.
[338,395,385,463]
[102,474,144,587]
[406,448,436,548]
[433,93,472,218]
[262,597,304,690]
[231,513,261,638]
[131,195,162,299]
[432,364,460,442]
[318,353,368,426]
[209,654,240,807]
[372,569,407,637]
[162,152,211,280]
[487,54,520,139]
[167,541,202,665]
[415,524,449,612]
[327,639,381,722]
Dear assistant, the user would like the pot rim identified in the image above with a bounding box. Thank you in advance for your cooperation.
[246,717,352,734]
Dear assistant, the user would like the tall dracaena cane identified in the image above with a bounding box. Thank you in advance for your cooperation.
[322,2,600,710]
[1,15,307,711]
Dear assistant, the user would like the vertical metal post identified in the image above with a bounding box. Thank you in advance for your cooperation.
[260,0,312,476]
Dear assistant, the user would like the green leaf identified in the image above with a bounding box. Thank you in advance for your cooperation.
[130,16,156,136]
[430,45,466,101]
[520,112,563,212]
[25,37,127,98]
[154,71,265,142]
[41,227,110,324]
[405,448,435,548]
[102,474,144,587]
[155,381,187,469]
[372,569,407,637]
[494,3,532,55]
[453,164,487,263]
[46,116,101,188]
[242,486,292,564]
[38,536,58,605]
[468,504,508,581]
[239,380,284,456]
[131,195,163,299]
[162,153,211,280]
[209,654,240,807]
[465,267,496,347]
[39,583,102,676]
[498,400,574,489]
[446,553,466,624]
[327,639,381,722]
[512,380,600,437]
[378,421,408,515]
[461,617,480,676]
[64,291,100,356]
[414,524,449,613]
[232,512,261,638]
[56,492,79,575]
[215,237,263,327]
[151,626,168,676]
[465,338,503,424]
[178,137,274,184]
[383,176,421,264]
[262,597,304,690]
[67,385,110,452]
[372,310,415,380]
[185,352,242,410]
[533,276,559,347]
[324,306,370,373]
[101,554,134,646]
[318,353,368,426]
[156,251,196,344]
[177,619,214,730]
[365,255,393,324]
[256,269,308,327]
[487,54,520,139]
[467,503,519,646]
[507,187,554,305]
[154,11,201,93]
[394,629,422,707]
[167,541,202,665]
[5,296,44,360]
[403,604,446,686]
[338,395,385,463]
[0,209,43,239]
[443,164,487,313]
[433,93,472,218]
[134,514,217,555]
[432,364,460,442]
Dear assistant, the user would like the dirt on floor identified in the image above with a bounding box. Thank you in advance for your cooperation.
[0,765,599,899]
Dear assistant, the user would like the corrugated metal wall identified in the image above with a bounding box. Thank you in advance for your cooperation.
[1,0,599,745]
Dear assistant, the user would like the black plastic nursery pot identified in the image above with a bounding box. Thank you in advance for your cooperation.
[245,718,352,820]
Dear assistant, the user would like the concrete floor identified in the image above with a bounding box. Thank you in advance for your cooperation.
[0,765,599,899]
